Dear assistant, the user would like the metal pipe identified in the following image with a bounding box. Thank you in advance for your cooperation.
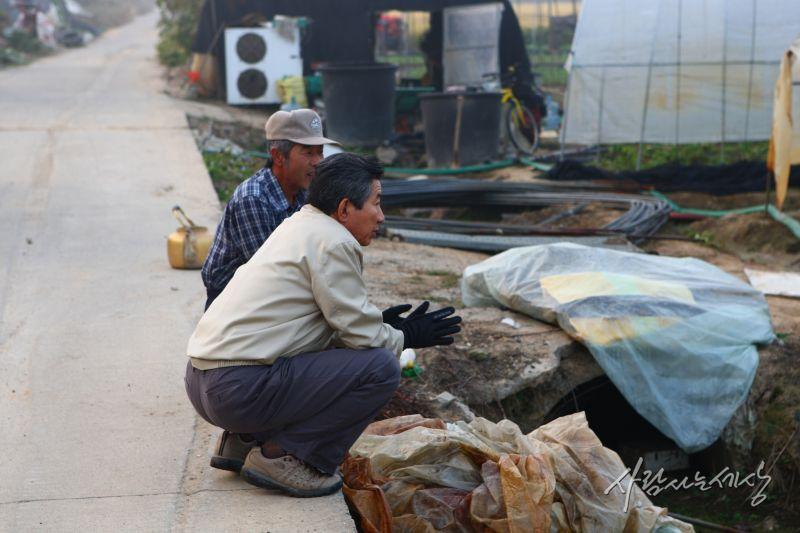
[452,94,464,168]
[720,0,729,163]
[743,0,758,139]
[596,66,607,162]
[559,56,575,160]
[636,0,663,170]
[668,513,745,533]
[559,59,778,69]
[674,0,683,164]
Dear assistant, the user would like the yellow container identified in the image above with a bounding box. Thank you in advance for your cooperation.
[167,205,213,270]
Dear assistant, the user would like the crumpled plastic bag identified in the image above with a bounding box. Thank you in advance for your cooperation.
[345,413,694,533]
[461,243,775,452]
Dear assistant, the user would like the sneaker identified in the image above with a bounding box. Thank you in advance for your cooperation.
[210,431,256,473]
[240,448,343,498]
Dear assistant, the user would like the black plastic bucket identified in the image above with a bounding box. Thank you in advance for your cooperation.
[419,91,502,168]
[318,62,397,147]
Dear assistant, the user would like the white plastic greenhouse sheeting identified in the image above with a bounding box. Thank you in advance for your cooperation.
[562,0,800,145]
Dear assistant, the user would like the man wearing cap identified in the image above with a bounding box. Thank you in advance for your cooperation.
[201,108,337,309]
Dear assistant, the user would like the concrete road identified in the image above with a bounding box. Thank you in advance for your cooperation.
[0,13,354,532]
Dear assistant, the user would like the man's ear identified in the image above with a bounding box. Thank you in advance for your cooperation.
[335,198,350,221]
[270,146,284,168]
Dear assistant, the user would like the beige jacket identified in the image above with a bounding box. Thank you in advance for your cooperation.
[188,204,404,369]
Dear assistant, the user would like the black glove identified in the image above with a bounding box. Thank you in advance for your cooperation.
[400,305,462,349]
[382,304,411,329]
[382,301,430,329]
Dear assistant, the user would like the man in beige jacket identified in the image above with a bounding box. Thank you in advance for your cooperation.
[185,153,462,497]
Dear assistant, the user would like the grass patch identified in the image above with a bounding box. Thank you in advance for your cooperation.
[407,274,425,286]
[440,273,460,289]
[202,152,264,204]
[688,229,717,247]
[426,295,452,306]
[529,49,569,87]
[596,142,769,172]
[424,270,460,289]
[0,30,52,67]
[467,349,490,362]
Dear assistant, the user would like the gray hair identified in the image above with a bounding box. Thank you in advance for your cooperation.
[269,139,294,159]
[308,153,383,214]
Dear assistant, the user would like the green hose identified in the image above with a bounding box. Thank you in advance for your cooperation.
[384,157,556,176]
[651,190,800,241]
[519,157,554,172]
[767,204,800,240]
[649,191,766,217]
[384,158,517,175]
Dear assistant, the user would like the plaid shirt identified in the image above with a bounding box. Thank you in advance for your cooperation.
[202,167,307,291]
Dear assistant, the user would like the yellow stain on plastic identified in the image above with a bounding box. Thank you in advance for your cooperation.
[567,316,681,346]
[541,272,694,305]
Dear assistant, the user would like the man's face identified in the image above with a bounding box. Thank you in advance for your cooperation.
[284,143,324,190]
[343,180,384,246]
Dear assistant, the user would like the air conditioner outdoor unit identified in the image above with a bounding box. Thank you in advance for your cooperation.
[224,24,302,105]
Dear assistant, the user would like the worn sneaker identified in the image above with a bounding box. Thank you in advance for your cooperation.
[210,431,256,473]
[240,448,343,498]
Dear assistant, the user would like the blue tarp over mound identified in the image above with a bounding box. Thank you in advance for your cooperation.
[462,243,775,452]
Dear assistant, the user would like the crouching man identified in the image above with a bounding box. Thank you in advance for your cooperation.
[184,153,462,497]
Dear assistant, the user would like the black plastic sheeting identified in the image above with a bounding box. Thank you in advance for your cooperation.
[544,160,800,195]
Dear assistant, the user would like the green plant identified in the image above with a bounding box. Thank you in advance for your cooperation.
[6,30,47,55]
[202,152,262,204]
[156,0,204,67]
[468,350,490,362]
[0,46,27,66]
[597,142,769,172]
[690,230,716,246]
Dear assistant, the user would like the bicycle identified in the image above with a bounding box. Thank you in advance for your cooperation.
[483,69,541,156]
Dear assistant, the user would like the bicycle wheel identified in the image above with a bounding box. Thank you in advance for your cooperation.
[505,104,540,156]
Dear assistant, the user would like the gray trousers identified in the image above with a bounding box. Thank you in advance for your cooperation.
[184,347,400,474]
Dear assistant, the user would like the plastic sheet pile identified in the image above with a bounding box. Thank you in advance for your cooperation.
[344,413,693,532]
[461,243,775,453]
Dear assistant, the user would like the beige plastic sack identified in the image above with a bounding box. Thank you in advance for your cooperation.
[346,413,694,532]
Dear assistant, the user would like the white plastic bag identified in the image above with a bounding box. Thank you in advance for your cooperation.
[462,243,775,452]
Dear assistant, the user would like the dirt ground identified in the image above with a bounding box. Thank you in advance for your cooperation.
[659,191,800,270]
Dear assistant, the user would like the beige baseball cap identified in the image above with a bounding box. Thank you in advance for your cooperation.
[264,109,339,146]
